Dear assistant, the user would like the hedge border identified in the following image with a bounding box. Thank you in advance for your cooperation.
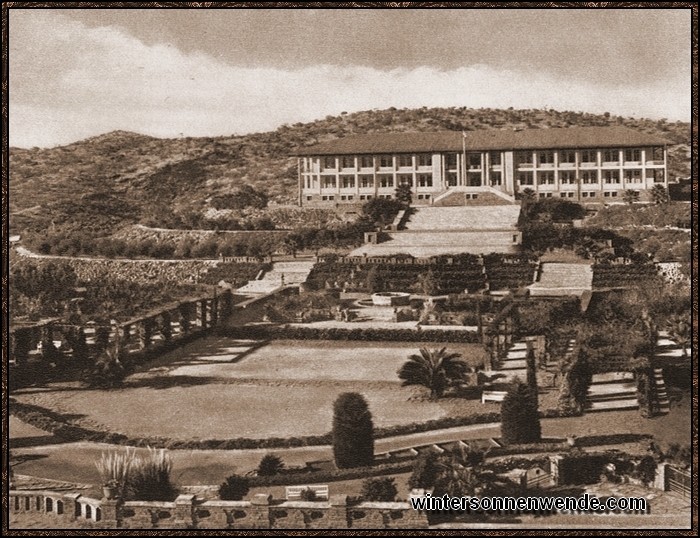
[214,324,481,344]
[9,398,577,451]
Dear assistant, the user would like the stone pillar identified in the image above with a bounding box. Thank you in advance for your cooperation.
[654,462,668,491]
[171,494,196,528]
[327,494,349,529]
[198,300,206,329]
[62,493,82,522]
[549,455,564,486]
[161,311,172,341]
[179,303,191,335]
[248,494,272,529]
[210,296,218,327]
[99,499,121,528]
[138,319,152,349]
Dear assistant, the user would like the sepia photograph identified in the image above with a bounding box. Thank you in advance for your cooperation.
[3,3,695,532]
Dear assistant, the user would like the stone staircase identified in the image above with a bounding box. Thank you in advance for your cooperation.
[653,368,670,415]
[350,205,522,257]
[432,187,516,207]
[494,340,528,382]
[654,330,691,362]
[405,205,521,231]
[529,262,593,297]
[585,372,639,412]
[236,260,315,295]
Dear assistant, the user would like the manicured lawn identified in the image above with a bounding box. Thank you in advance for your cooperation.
[13,338,489,440]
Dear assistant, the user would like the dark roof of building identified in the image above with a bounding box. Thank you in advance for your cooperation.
[293,126,670,155]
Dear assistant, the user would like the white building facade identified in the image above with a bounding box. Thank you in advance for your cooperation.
[295,126,668,206]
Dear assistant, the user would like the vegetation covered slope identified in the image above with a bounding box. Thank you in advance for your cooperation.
[10,107,690,237]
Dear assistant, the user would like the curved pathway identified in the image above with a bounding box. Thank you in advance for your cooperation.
[10,403,689,487]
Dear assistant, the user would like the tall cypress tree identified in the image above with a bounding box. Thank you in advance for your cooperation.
[501,380,541,445]
[332,392,374,469]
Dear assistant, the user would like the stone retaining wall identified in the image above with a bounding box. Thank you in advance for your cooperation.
[9,490,428,530]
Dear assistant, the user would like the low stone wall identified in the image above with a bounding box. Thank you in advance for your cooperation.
[9,491,429,530]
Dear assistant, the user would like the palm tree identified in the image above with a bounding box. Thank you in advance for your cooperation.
[397,347,469,399]
[666,314,690,357]
[650,184,669,205]
[622,189,640,205]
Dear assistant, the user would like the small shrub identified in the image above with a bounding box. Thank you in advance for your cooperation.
[299,487,318,501]
[360,477,398,502]
[219,474,250,501]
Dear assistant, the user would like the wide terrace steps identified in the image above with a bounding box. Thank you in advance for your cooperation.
[585,372,639,413]
[529,262,593,297]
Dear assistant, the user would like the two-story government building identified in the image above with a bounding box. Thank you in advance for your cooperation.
[294,126,669,206]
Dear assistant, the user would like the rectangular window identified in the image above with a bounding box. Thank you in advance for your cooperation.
[321,195,335,201]
[397,174,413,187]
[341,156,355,169]
[446,154,458,168]
[467,171,481,187]
[650,147,664,161]
[417,154,432,167]
[489,151,502,166]
[538,151,554,165]
[341,175,355,189]
[538,171,555,185]
[603,149,619,163]
[519,171,534,185]
[490,171,502,186]
[604,191,619,198]
[417,173,433,187]
[322,176,336,189]
[582,191,596,198]
[560,150,576,164]
[559,192,574,198]
[323,156,336,170]
[359,175,373,188]
[603,170,620,184]
[580,150,597,164]
[624,149,641,162]
[582,171,598,184]
[467,153,481,169]
[446,171,458,186]
[559,171,576,184]
[378,174,393,188]
[398,155,413,168]
[648,169,665,183]
[360,156,374,168]
[538,192,553,199]
[517,151,533,165]
[624,169,643,182]
[379,155,394,168]
[306,195,313,201]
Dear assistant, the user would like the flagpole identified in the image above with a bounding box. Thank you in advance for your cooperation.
[461,130,467,187]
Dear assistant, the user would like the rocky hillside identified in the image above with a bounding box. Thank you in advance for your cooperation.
[10,107,690,237]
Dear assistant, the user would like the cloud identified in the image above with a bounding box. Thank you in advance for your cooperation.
[9,11,690,148]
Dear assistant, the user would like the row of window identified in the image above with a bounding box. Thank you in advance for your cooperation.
[310,147,663,172]
[305,173,435,190]
[518,169,663,185]
[318,154,434,170]
[539,191,629,199]
[516,147,662,166]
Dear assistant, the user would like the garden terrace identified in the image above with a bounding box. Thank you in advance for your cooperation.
[305,254,485,295]
[592,262,660,289]
[483,254,538,291]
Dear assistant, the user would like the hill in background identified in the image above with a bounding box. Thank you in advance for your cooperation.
[10,107,690,237]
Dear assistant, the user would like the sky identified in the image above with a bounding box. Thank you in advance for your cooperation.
[8,8,693,148]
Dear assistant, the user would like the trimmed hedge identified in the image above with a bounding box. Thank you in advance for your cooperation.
[247,461,413,488]
[215,325,481,343]
[9,398,578,451]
